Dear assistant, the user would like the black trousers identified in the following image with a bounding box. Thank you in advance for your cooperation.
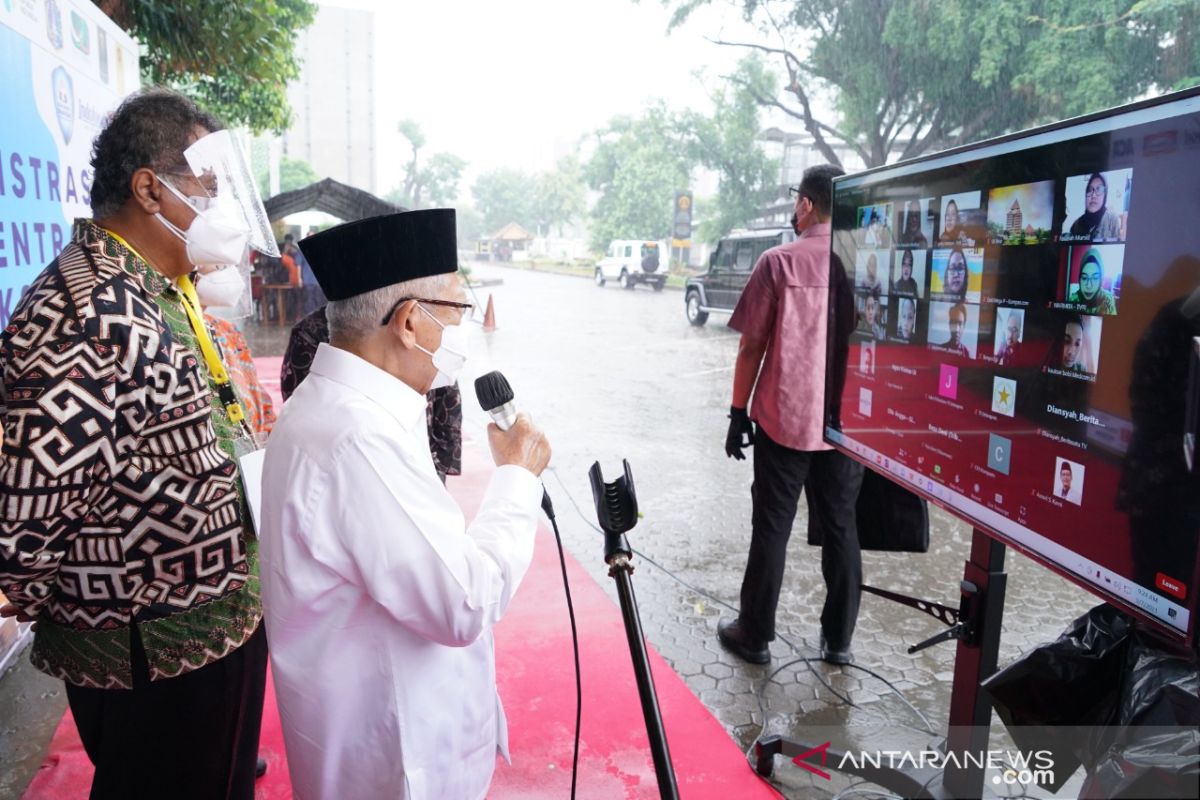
[65,622,268,800]
[737,426,864,649]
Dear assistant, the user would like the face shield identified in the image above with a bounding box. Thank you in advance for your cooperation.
[180,129,279,259]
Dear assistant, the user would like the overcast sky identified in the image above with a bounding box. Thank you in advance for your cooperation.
[320,0,765,196]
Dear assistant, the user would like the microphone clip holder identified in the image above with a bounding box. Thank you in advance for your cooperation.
[588,460,679,800]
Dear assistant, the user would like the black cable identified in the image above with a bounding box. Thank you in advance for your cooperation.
[547,466,938,726]
[540,494,581,800]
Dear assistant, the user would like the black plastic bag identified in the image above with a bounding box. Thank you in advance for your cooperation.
[984,604,1200,797]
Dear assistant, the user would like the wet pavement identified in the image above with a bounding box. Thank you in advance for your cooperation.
[409,262,1097,797]
[0,260,1099,799]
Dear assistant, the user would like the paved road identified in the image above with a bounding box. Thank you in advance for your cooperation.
[450,262,1097,797]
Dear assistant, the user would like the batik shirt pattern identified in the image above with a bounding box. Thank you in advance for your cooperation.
[0,220,262,689]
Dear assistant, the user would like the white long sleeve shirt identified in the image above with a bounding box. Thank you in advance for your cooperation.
[259,343,542,800]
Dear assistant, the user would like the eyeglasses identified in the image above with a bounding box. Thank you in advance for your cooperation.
[380,297,474,326]
[1085,184,1106,197]
[162,171,219,199]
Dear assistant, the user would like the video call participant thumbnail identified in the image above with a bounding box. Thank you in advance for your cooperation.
[859,339,876,375]
[1063,170,1131,243]
[930,246,982,303]
[986,180,1054,246]
[1063,246,1120,315]
[896,199,931,248]
[856,250,885,293]
[891,249,924,297]
[857,204,893,248]
[928,301,976,359]
[1054,457,1085,506]
[857,289,887,340]
[994,308,1025,366]
[893,296,918,342]
[1052,313,1102,376]
[936,191,984,247]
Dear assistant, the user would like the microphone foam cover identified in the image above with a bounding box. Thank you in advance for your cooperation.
[474,370,514,411]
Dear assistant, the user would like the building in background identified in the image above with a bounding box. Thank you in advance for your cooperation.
[282,3,376,194]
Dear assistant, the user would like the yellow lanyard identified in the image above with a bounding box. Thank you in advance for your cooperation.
[102,228,248,427]
[177,275,248,426]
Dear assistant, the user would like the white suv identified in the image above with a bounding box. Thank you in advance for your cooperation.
[594,240,667,291]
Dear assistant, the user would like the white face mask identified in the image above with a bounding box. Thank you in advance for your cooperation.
[155,177,250,268]
[414,302,470,389]
[194,267,247,309]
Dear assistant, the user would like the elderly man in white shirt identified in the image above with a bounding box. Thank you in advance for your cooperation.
[259,209,551,800]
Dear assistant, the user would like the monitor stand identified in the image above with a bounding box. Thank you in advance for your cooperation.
[754,529,1008,799]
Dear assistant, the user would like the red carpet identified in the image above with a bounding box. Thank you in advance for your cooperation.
[21,360,777,799]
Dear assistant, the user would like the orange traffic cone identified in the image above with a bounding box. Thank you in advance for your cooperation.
[482,294,497,332]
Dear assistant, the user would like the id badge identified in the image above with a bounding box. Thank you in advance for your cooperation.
[233,433,268,537]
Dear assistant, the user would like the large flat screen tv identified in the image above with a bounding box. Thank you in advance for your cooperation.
[826,87,1200,644]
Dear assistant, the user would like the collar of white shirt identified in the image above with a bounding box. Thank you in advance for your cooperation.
[309,342,428,432]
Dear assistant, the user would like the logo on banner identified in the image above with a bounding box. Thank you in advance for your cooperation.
[69,9,89,54]
[45,0,63,49]
[51,66,74,144]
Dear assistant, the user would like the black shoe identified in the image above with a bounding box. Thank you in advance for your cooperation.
[256,757,268,779]
[717,618,770,664]
[819,633,852,665]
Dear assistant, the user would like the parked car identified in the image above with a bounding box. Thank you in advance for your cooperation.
[595,240,667,291]
[683,227,795,325]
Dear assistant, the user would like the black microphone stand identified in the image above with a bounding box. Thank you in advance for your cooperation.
[589,461,679,800]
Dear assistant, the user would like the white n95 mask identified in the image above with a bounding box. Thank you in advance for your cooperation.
[194,267,247,309]
[414,303,470,390]
[155,176,251,268]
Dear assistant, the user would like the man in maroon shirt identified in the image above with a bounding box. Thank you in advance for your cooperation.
[717,165,865,665]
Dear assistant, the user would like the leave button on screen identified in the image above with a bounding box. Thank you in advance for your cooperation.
[1155,572,1187,600]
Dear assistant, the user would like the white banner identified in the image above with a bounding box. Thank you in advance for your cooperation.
[0,0,139,327]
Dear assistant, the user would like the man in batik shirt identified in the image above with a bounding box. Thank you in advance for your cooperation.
[0,88,274,799]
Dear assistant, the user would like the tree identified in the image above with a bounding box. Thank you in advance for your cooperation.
[389,119,467,209]
[256,156,321,199]
[585,103,696,251]
[680,55,779,240]
[531,156,587,237]
[95,0,317,134]
[455,205,487,247]
[666,0,1199,168]
[471,169,538,234]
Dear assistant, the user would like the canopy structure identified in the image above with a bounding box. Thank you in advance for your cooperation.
[264,178,403,222]
[489,222,533,242]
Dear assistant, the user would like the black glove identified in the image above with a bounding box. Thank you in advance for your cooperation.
[725,406,754,460]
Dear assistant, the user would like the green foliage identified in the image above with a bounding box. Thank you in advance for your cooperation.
[664,0,1200,167]
[97,0,317,134]
[255,157,320,198]
[472,158,585,237]
[471,168,537,234]
[531,156,587,237]
[680,55,780,240]
[585,103,695,251]
[388,119,467,209]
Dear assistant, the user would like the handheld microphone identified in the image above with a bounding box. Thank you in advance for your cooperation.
[474,370,554,518]
[474,370,518,431]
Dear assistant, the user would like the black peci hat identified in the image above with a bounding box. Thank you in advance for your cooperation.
[298,209,457,301]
